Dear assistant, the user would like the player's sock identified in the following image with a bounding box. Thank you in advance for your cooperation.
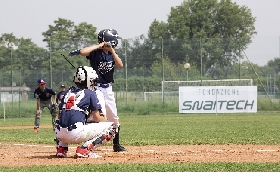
[113,126,120,145]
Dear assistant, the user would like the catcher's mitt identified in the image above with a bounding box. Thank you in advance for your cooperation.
[50,104,58,114]
[86,110,107,123]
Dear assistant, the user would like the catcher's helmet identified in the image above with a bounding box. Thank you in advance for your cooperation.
[73,66,98,89]
[97,29,121,47]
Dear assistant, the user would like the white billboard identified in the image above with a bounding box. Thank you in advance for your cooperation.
[179,86,257,113]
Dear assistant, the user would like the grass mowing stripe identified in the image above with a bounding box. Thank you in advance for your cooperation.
[1,112,280,145]
[1,162,280,171]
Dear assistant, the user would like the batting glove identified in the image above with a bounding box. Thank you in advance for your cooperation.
[69,49,81,56]
[107,42,112,47]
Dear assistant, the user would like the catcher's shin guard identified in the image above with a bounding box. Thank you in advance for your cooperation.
[82,123,118,150]
[93,123,118,149]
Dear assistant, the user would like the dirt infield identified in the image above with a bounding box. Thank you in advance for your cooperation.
[1,125,280,166]
[1,143,280,167]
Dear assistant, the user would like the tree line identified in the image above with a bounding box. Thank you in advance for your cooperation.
[0,0,279,93]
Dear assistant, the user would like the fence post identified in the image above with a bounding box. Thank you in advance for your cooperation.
[125,39,128,106]
[161,37,164,104]
[49,41,53,88]
[18,88,21,117]
[200,37,202,85]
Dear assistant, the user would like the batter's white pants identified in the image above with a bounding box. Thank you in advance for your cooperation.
[94,85,119,123]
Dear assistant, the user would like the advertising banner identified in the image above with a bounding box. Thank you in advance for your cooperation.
[179,86,257,113]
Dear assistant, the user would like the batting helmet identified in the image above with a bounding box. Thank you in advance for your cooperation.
[73,66,98,89]
[98,29,107,44]
[97,29,121,47]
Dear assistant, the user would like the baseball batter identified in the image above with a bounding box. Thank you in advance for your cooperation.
[69,29,126,152]
[55,66,118,158]
[33,79,57,132]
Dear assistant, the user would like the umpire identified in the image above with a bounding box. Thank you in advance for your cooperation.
[33,78,57,133]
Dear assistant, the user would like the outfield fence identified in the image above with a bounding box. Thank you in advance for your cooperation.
[0,36,280,118]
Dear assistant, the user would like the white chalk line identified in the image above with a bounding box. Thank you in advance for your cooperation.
[4,143,279,154]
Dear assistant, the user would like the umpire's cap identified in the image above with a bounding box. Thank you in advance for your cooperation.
[37,78,47,86]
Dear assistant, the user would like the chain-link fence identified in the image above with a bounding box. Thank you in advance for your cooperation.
[0,37,280,118]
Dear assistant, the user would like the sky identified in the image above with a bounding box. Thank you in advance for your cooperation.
[0,0,280,65]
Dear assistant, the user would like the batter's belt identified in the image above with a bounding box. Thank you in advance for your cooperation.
[97,83,111,88]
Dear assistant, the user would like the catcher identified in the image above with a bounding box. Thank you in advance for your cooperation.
[34,78,57,132]
[55,66,118,158]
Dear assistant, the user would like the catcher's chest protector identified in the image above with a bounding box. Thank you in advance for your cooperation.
[63,90,85,111]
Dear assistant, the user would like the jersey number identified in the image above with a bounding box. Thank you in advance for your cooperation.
[66,96,75,110]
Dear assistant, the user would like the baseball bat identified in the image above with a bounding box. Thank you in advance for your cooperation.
[60,54,76,69]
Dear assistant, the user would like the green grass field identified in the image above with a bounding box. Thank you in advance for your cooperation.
[2,163,280,172]
[1,112,280,171]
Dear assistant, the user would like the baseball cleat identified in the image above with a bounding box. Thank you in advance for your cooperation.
[56,146,67,158]
[113,144,126,152]
[75,146,102,158]
[33,127,38,133]
[75,146,91,158]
